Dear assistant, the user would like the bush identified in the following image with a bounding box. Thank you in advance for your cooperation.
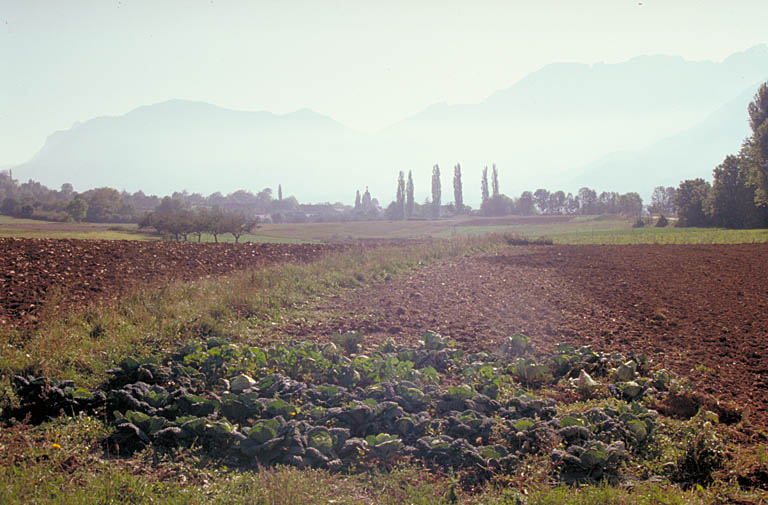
[632,218,645,228]
[655,215,669,227]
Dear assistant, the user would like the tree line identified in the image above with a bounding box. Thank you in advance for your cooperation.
[381,163,648,220]
[1,166,652,231]
[0,176,336,225]
[675,82,768,228]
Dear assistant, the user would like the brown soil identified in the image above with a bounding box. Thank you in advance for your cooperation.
[296,244,768,428]
[0,238,352,327]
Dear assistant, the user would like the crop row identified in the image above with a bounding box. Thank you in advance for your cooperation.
[5,331,709,485]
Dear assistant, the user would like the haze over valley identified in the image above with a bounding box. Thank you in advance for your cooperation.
[9,45,768,206]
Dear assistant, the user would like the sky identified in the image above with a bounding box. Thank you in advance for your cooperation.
[2,0,768,168]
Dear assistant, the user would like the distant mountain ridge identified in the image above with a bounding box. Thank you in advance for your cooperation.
[21,100,365,203]
[13,44,768,205]
[570,82,760,195]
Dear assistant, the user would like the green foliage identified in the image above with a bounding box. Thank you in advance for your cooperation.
[181,342,267,382]
[331,331,364,355]
[7,331,720,490]
[80,187,134,223]
[676,179,712,227]
[709,154,767,228]
[501,334,534,356]
[65,198,88,222]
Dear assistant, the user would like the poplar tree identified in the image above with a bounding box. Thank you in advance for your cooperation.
[491,164,500,197]
[431,164,441,218]
[396,171,406,219]
[453,163,463,213]
[406,170,415,218]
[481,166,490,205]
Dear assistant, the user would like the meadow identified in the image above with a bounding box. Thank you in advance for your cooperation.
[4,213,768,244]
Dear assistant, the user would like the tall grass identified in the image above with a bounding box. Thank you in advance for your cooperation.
[0,235,505,387]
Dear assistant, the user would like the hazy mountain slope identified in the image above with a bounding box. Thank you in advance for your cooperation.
[384,45,768,193]
[570,82,759,196]
[12,45,768,205]
[17,100,367,202]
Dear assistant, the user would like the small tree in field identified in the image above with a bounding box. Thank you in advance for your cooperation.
[227,213,260,243]
[208,207,227,242]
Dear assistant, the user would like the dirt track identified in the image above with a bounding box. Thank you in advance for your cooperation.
[0,238,349,326]
[302,244,768,427]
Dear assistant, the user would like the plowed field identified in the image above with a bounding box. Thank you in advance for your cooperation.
[0,238,348,326]
[301,244,768,427]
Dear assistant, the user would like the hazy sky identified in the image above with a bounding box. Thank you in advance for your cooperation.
[2,0,767,167]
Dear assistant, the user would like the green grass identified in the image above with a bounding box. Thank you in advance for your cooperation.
[451,216,768,245]
[447,215,631,240]
[2,415,764,505]
[3,213,768,244]
[548,225,768,244]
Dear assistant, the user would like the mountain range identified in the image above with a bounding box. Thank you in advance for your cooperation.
[12,44,768,206]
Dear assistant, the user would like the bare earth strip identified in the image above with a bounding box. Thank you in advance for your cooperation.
[297,244,768,428]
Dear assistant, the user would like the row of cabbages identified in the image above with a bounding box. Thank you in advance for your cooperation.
[6,332,680,483]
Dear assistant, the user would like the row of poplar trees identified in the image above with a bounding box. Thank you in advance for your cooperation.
[391,164,501,220]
